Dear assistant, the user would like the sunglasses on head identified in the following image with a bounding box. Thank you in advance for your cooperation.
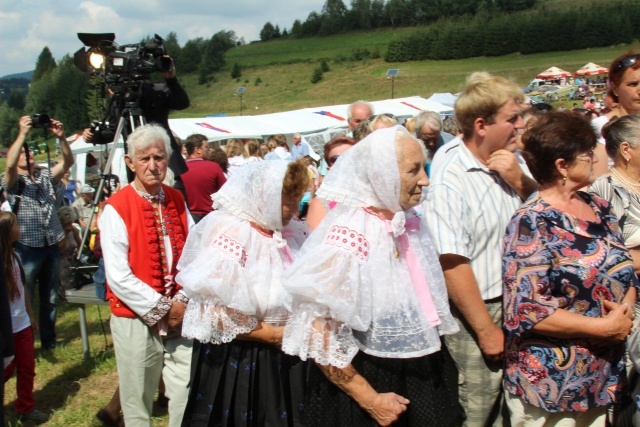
[614,54,640,73]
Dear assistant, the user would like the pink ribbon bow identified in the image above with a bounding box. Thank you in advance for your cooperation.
[383,214,441,327]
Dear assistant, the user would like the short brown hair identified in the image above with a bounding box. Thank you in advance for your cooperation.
[206,148,229,173]
[282,160,309,203]
[185,134,207,156]
[324,136,356,164]
[522,111,597,185]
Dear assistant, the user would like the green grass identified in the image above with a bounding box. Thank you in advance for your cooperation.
[2,301,169,427]
[175,33,640,118]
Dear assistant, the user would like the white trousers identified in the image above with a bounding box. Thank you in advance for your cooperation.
[505,391,607,427]
[110,316,192,427]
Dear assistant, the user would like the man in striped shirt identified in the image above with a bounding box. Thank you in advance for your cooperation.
[424,72,537,426]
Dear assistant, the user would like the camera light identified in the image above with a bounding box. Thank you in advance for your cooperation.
[89,52,105,69]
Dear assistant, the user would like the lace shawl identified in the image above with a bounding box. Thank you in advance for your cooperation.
[282,126,458,368]
[176,161,308,344]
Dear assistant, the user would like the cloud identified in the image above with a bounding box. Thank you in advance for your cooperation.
[0,0,325,77]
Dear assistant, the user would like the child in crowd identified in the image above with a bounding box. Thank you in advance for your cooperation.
[0,212,48,424]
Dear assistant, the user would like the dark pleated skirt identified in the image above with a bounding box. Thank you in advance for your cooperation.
[304,344,465,427]
[181,340,307,427]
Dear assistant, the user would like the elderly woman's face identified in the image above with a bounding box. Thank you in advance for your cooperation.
[127,141,168,191]
[566,149,598,187]
[397,138,429,210]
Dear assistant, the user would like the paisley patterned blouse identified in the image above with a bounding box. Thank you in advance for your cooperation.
[502,191,639,413]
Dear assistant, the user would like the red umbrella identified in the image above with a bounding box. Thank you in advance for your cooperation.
[575,63,608,76]
[536,66,572,79]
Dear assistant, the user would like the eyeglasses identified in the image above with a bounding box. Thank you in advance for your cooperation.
[576,150,595,162]
[614,54,640,73]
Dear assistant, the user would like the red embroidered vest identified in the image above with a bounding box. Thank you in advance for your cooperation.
[104,184,188,318]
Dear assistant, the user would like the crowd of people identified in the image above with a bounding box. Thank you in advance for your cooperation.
[2,51,640,427]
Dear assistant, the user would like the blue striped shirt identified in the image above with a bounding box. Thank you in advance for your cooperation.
[423,138,524,300]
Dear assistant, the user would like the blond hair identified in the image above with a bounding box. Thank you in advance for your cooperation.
[455,72,524,140]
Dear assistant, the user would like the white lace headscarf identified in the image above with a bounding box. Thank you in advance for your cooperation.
[318,125,417,236]
[176,160,309,344]
[282,125,458,368]
[213,160,287,240]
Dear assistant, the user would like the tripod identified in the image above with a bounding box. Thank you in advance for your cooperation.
[75,103,146,263]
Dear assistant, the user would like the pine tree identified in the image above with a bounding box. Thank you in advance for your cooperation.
[32,47,57,82]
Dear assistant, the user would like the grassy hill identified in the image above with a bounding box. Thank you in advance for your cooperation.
[176,32,639,118]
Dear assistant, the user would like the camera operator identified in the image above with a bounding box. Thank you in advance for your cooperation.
[2,115,74,350]
[82,55,190,186]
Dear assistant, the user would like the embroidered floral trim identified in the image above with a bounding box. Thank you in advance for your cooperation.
[136,187,187,295]
[324,225,370,261]
[142,296,172,327]
[173,292,189,304]
[212,233,248,266]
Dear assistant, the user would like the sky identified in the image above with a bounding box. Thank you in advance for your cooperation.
[0,0,326,78]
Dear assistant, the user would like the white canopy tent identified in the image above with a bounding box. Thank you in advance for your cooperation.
[68,134,127,187]
[69,96,454,185]
[168,95,453,142]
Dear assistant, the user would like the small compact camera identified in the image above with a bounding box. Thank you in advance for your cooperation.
[30,114,52,129]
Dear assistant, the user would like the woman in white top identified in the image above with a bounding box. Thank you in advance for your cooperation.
[224,138,246,176]
[282,126,462,426]
[176,160,310,426]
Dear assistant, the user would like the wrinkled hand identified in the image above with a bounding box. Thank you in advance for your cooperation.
[602,300,633,343]
[82,128,95,143]
[487,150,523,189]
[49,119,65,139]
[478,324,504,363]
[167,301,186,330]
[365,393,409,426]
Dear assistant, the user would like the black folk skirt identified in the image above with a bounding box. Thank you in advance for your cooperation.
[303,344,465,427]
[181,340,306,427]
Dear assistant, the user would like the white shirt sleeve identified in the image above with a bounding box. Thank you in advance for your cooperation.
[99,204,164,318]
[423,184,471,259]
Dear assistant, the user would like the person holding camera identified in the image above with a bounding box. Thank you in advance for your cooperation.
[1,115,74,351]
[82,55,190,184]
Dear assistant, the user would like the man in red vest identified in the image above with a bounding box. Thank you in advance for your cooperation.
[99,123,193,427]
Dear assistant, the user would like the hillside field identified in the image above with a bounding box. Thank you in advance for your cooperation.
[174,29,640,118]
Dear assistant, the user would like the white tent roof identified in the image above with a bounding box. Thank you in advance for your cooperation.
[167,96,454,141]
[426,93,458,109]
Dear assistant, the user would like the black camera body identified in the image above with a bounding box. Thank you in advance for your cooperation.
[105,39,170,79]
[30,114,52,129]
[74,33,170,85]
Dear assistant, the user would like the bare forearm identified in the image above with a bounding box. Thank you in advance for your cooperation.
[4,132,27,187]
[236,321,282,346]
[317,363,376,408]
[517,175,539,201]
[532,308,616,339]
[440,255,495,335]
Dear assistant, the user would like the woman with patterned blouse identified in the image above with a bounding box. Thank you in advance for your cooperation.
[502,111,638,426]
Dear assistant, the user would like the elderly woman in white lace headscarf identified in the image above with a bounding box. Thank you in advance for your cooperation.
[282,126,463,426]
[175,160,309,427]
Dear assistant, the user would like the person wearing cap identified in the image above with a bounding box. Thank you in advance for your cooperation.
[72,184,95,232]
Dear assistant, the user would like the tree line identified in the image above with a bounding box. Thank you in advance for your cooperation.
[384,0,640,62]
[259,0,536,41]
[0,30,240,146]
